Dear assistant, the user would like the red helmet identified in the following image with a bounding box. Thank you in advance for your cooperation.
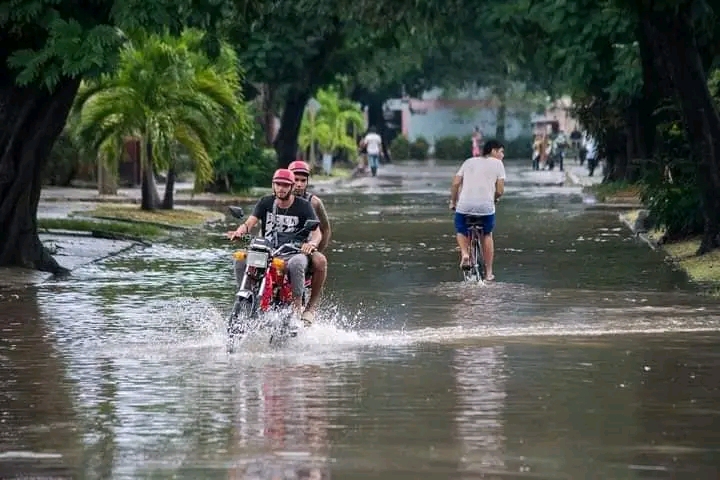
[272,168,295,185]
[288,160,311,176]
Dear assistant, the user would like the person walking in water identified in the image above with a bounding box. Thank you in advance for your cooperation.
[360,126,383,177]
[471,127,482,157]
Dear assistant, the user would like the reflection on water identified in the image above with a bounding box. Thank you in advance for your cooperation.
[228,366,330,479]
[2,161,720,478]
[453,346,507,475]
[0,290,81,478]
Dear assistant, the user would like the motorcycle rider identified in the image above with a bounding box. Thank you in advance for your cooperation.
[287,160,330,325]
[227,169,322,322]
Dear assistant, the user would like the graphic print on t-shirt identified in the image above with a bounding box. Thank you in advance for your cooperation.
[251,195,318,247]
[264,211,299,242]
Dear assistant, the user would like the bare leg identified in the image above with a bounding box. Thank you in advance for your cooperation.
[456,233,470,266]
[305,252,327,314]
[481,233,495,280]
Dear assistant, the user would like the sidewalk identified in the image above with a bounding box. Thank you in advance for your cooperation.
[564,163,643,210]
[40,175,349,206]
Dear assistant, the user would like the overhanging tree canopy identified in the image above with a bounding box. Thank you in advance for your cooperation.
[0,0,246,274]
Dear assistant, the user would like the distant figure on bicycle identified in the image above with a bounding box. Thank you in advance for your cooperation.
[449,139,506,281]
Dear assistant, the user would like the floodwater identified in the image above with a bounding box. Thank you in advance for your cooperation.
[2,160,720,479]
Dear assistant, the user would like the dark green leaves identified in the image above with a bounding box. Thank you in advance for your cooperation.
[1,0,249,90]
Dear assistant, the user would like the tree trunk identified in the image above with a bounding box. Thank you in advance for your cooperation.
[272,22,344,168]
[97,155,117,195]
[0,76,81,274]
[140,138,161,211]
[494,88,507,142]
[639,4,720,253]
[496,97,507,142]
[492,72,508,142]
[161,162,176,210]
[274,88,311,168]
[618,106,635,181]
[261,83,276,147]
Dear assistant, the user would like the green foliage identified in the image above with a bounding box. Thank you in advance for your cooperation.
[231,0,424,93]
[389,135,431,160]
[70,29,248,194]
[434,135,471,160]
[410,136,429,160]
[431,134,533,160]
[43,129,90,186]
[389,135,410,160]
[0,0,242,90]
[210,119,276,193]
[639,119,703,240]
[298,86,364,159]
[504,135,534,159]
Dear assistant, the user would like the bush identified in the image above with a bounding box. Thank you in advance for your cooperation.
[43,130,88,186]
[639,120,703,240]
[504,135,533,159]
[209,121,276,193]
[434,135,471,160]
[432,134,532,160]
[390,135,411,160]
[409,136,429,160]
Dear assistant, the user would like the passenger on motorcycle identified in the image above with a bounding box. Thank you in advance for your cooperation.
[227,168,322,322]
[288,160,330,324]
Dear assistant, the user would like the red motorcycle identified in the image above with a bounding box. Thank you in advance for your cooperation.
[227,206,317,346]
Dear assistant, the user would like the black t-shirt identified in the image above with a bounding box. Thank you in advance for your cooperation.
[251,195,318,247]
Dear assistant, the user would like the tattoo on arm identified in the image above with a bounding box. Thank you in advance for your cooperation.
[314,198,332,251]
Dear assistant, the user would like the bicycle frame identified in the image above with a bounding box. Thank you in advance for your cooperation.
[464,222,486,283]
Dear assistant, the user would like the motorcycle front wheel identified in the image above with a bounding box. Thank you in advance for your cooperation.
[226,297,255,352]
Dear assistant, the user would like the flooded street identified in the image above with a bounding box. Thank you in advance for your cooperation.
[3,160,720,479]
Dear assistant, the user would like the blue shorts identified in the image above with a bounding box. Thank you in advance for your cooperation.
[454,212,495,236]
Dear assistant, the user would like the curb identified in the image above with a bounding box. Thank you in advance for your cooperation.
[586,203,644,211]
[40,196,258,206]
[617,211,657,251]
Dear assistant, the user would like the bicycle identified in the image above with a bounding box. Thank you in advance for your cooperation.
[462,216,486,283]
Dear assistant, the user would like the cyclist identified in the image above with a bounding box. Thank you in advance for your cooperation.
[449,139,506,281]
[288,160,331,325]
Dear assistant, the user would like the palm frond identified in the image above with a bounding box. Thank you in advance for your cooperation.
[175,123,213,190]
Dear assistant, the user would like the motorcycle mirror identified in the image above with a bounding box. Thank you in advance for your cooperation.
[303,219,320,231]
[228,206,245,219]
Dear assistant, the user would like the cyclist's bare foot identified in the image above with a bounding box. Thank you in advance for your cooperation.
[460,254,471,270]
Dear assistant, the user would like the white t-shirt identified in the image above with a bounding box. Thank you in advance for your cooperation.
[455,156,506,216]
[585,136,597,158]
[363,133,382,155]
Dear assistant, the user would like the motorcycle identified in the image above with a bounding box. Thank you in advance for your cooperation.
[226,206,319,349]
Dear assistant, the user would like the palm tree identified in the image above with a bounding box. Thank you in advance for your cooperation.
[298,86,365,170]
[71,29,246,210]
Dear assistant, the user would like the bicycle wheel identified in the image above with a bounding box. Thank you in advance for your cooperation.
[472,229,486,282]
